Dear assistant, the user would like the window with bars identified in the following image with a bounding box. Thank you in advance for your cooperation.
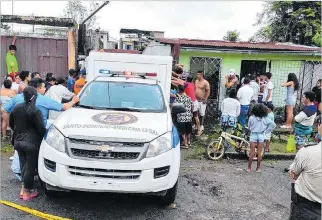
[189,56,222,100]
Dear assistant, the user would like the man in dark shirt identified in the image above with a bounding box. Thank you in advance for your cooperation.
[312,79,321,113]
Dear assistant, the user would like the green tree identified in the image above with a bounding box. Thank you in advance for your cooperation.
[251,1,321,46]
[223,30,240,42]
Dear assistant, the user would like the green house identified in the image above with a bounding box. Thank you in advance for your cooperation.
[144,38,321,109]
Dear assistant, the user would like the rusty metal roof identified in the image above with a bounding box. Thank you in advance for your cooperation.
[156,38,321,52]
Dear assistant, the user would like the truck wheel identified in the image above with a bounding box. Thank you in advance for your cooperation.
[159,180,178,206]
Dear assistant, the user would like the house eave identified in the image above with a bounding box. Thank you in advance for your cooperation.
[180,47,321,56]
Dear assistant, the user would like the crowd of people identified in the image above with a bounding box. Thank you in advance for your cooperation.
[171,65,210,148]
[170,67,321,218]
[1,36,320,218]
[170,66,322,169]
[0,65,85,200]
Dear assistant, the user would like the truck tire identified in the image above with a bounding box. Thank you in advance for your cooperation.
[159,180,178,206]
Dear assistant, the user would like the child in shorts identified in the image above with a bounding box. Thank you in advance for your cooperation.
[247,104,276,172]
[264,103,275,152]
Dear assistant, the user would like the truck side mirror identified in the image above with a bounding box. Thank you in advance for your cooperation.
[171,103,186,114]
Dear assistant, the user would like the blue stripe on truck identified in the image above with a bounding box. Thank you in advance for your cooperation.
[172,125,180,148]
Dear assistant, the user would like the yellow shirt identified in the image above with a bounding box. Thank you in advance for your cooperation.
[6,51,19,74]
[74,78,86,95]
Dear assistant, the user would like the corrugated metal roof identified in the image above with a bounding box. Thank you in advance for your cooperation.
[156,38,321,52]
[103,49,141,54]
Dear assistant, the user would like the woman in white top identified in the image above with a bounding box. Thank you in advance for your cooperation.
[1,79,17,140]
[221,89,241,128]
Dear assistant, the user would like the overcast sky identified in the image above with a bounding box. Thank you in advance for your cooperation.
[1,1,264,41]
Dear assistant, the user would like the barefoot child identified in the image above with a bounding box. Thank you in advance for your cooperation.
[247,104,276,172]
[264,103,275,152]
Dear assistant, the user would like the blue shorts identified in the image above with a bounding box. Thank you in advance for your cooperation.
[220,115,237,128]
[286,98,296,106]
[250,132,265,143]
[295,135,308,146]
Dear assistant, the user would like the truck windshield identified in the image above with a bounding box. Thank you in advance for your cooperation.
[79,81,166,112]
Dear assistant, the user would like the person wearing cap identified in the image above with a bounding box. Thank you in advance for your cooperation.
[74,69,86,95]
[225,69,238,97]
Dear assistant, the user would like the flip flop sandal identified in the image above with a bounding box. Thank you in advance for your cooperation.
[23,191,38,201]
[180,145,189,149]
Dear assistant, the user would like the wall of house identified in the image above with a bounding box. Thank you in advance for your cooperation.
[179,50,321,107]
[1,35,69,79]
[142,41,171,56]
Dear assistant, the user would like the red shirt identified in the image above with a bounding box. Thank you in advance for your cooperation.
[184,82,197,102]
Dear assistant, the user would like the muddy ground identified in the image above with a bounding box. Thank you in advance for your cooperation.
[0,150,293,220]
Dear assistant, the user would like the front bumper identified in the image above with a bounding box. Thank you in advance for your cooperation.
[38,140,180,193]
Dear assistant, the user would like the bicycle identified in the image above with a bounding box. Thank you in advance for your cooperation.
[206,124,266,161]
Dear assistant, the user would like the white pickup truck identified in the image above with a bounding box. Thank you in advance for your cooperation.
[38,52,184,205]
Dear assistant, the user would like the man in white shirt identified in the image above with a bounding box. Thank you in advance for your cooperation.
[288,117,321,219]
[45,77,75,120]
[237,77,254,128]
[262,72,274,104]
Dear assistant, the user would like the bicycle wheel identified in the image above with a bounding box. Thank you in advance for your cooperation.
[206,137,225,160]
[245,142,265,160]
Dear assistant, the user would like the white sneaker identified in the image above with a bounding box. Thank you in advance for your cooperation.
[9,156,14,161]
[200,125,204,131]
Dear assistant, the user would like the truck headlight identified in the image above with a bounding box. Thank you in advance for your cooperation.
[45,126,66,152]
[146,132,171,158]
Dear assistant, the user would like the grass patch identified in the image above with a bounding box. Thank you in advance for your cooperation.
[269,139,289,154]
[185,143,206,160]
[1,143,14,154]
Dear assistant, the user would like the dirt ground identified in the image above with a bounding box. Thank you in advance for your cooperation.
[0,149,293,220]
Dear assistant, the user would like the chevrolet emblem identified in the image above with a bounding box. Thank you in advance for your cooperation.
[95,145,114,152]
